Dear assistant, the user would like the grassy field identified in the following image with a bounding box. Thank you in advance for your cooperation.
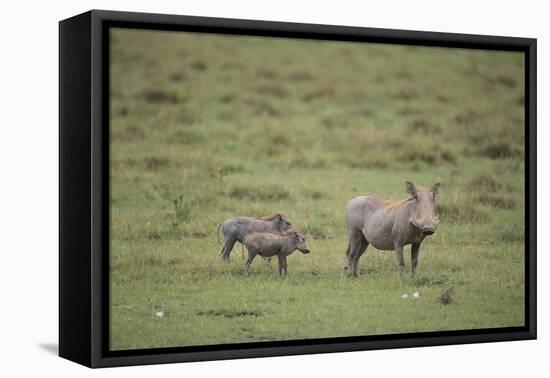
[109,28,526,350]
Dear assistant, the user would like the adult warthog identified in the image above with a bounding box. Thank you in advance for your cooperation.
[217,213,292,261]
[345,181,440,277]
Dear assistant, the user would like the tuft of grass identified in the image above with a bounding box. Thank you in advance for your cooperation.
[302,189,326,200]
[144,157,170,170]
[229,186,291,201]
[341,158,389,169]
[399,150,438,165]
[478,142,521,159]
[391,88,417,101]
[219,93,236,103]
[256,85,289,99]
[145,229,163,240]
[170,195,192,227]
[408,119,441,134]
[208,164,246,179]
[440,150,457,164]
[467,173,508,193]
[438,202,489,223]
[168,72,186,82]
[289,157,327,169]
[321,113,348,128]
[454,111,481,126]
[476,193,516,209]
[270,133,290,146]
[498,228,525,243]
[191,61,207,71]
[144,255,163,266]
[493,75,517,88]
[112,124,145,141]
[517,96,525,105]
[256,69,278,79]
[287,71,314,81]
[245,99,280,117]
[140,90,180,104]
[170,129,203,145]
[304,222,328,240]
[303,88,335,102]
[414,274,449,287]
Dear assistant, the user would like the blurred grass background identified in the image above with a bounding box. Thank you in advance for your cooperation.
[109,28,525,350]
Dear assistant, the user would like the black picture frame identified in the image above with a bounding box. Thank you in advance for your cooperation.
[59,9,537,368]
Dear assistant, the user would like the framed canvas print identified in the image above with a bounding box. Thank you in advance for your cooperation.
[59,10,536,368]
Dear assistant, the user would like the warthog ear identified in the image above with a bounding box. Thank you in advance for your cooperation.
[431,183,441,199]
[277,214,283,221]
[405,181,417,198]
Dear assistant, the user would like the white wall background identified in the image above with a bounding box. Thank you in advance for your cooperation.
[0,0,546,376]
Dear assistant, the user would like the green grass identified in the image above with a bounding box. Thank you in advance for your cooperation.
[109,28,526,350]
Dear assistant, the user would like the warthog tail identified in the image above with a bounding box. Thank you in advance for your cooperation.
[216,223,222,244]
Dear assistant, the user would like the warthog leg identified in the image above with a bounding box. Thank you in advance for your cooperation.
[220,238,237,262]
[394,243,406,278]
[350,239,368,277]
[411,242,421,276]
[244,251,257,274]
[347,229,368,277]
[277,255,288,276]
[352,240,368,277]
[346,229,360,275]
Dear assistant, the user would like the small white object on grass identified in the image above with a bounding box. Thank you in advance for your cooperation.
[402,294,409,299]
[413,291,420,299]
[155,311,165,318]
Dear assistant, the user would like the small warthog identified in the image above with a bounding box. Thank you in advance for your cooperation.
[345,181,440,277]
[217,213,292,261]
[243,231,310,275]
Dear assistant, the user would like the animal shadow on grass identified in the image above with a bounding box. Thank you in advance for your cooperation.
[230,269,248,277]
[359,266,379,275]
[413,274,449,287]
[196,309,260,318]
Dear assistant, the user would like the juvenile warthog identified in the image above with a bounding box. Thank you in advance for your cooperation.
[345,181,440,277]
[243,231,310,275]
[217,213,292,261]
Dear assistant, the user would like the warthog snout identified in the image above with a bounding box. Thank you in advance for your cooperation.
[406,181,440,238]
[297,243,310,254]
[422,227,435,236]
[294,233,310,254]
[411,217,438,234]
